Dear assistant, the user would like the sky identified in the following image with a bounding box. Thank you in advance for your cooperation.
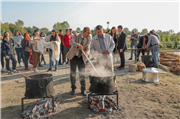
[1,0,179,33]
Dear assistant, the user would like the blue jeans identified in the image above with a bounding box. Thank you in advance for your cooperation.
[153,47,160,68]
[49,50,58,69]
[130,44,137,58]
[147,46,153,55]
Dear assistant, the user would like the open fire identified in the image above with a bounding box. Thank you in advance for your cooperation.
[85,95,121,114]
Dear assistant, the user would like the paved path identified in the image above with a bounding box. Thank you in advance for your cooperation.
[1,51,166,84]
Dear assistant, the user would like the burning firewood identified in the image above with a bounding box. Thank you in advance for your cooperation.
[86,96,121,114]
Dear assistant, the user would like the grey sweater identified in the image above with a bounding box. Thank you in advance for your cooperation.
[130,34,139,46]
[146,35,160,48]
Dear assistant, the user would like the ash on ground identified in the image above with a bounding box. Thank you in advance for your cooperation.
[22,96,60,119]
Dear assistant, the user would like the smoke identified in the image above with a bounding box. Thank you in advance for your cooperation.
[87,51,114,77]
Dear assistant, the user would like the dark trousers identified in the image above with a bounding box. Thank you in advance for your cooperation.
[59,44,64,64]
[41,54,45,62]
[23,53,30,68]
[15,48,24,64]
[137,49,145,61]
[119,50,125,67]
[1,53,4,68]
[70,56,85,91]
[5,54,17,71]
[63,46,70,63]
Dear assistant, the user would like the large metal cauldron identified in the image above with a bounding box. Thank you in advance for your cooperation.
[142,68,159,82]
[141,55,154,67]
[25,74,55,98]
[89,75,116,94]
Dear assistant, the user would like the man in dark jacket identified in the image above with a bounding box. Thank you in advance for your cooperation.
[117,25,127,70]
[58,29,64,65]
[136,35,148,61]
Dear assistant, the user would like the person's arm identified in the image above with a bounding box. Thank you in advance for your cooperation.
[134,34,139,41]
[84,38,91,55]
[1,43,7,57]
[29,36,33,45]
[146,36,152,48]
[119,33,126,50]
[90,38,95,53]
[107,35,115,53]
[69,34,79,48]
[44,35,51,42]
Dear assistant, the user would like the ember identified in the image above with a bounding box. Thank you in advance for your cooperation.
[22,96,60,119]
[85,96,121,114]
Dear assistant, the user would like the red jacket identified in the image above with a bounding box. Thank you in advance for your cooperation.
[63,34,72,47]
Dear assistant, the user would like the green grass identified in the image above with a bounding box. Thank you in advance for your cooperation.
[172,104,180,109]
[123,77,134,81]
[18,85,25,88]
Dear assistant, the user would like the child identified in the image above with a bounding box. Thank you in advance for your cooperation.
[1,35,19,75]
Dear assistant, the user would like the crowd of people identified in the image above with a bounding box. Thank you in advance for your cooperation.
[1,25,161,95]
[0,28,74,74]
[0,25,160,74]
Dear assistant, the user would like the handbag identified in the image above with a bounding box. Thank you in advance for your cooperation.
[29,55,34,65]
[24,47,30,52]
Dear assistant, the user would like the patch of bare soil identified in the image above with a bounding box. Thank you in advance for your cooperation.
[1,72,180,119]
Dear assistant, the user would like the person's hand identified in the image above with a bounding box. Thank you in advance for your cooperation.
[149,48,152,51]
[52,41,55,44]
[5,55,9,59]
[131,37,134,39]
[142,47,145,49]
[82,53,88,57]
[120,49,123,53]
[103,51,109,56]
[78,44,83,50]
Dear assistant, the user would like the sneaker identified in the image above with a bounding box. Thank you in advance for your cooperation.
[63,62,66,65]
[128,58,132,60]
[47,68,52,72]
[81,91,87,96]
[44,62,46,65]
[34,69,40,73]
[55,68,58,71]
[70,89,75,95]
[19,64,22,67]
[39,64,43,67]
[2,68,5,72]
[8,70,13,75]
[13,70,19,73]
[25,67,30,70]
[66,61,69,64]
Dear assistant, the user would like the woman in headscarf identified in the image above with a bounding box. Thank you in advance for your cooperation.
[22,33,31,70]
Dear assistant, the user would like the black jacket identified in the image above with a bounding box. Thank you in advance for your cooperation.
[1,40,15,56]
[22,40,29,54]
[137,36,148,48]
[117,31,127,50]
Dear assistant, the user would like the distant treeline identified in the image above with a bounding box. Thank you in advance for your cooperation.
[1,19,180,37]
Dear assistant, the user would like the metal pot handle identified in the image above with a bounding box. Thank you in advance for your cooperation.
[38,80,46,88]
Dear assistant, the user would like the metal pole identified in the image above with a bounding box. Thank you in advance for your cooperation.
[82,50,99,76]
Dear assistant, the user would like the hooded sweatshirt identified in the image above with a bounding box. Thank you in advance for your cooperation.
[1,40,15,56]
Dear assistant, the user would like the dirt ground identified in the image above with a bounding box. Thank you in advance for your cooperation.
[1,71,180,119]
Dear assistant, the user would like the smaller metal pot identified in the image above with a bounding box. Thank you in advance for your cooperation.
[142,68,159,82]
